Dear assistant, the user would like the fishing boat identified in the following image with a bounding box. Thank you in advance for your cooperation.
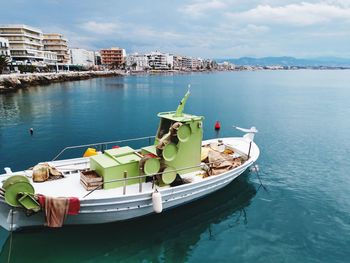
[0,91,260,231]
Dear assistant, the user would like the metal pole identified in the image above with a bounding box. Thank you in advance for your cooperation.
[123,171,127,195]
[248,141,252,159]
[139,176,142,193]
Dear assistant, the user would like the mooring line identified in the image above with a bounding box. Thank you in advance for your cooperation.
[7,209,14,263]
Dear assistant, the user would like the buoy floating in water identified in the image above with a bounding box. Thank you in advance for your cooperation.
[152,190,163,213]
[214,121,221,130]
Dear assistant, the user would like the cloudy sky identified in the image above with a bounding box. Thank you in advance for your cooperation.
[1,0,350,58]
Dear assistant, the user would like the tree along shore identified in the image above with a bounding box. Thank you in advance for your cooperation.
[0,71,124,93]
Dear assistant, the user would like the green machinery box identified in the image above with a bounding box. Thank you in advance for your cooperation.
[89,146,144,189]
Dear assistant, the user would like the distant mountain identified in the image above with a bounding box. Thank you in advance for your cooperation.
[216,56,350,67]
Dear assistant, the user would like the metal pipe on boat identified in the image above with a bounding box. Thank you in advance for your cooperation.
[123,171,127,195]
[248,141,252,159]
[139,176,142,193]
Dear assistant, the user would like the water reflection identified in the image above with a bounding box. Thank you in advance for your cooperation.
[0,174,256,263]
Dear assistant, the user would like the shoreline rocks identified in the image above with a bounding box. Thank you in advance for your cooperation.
[0,71,124,93]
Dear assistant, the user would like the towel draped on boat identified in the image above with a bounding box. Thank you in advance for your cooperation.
[37,195,80,227]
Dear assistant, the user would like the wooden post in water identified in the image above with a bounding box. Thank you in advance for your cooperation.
[123,171,127,195]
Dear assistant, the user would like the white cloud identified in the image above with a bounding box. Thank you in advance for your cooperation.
[79,21,121,34]
[180,0,227,17]
[226,2,350,26]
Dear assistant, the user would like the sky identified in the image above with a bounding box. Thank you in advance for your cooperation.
[1,0,350,58]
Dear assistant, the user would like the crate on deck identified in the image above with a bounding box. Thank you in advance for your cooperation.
[80,170,103,191]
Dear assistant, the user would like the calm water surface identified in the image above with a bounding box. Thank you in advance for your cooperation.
[0,71,349,262]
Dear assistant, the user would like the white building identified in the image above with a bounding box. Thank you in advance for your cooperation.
[218,61,235,70]
[0,37,11,59]
[174,55,191,70]
[70,48,95,67]
[43,51,58,65]
[147,51,173,70]
[43,33,70,64]
[0,24,44,64]
[126,53,148,71]
[191,57,203,70]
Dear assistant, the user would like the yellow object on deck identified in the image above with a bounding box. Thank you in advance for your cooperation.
[201,147,210,161]
[83,148,97,157]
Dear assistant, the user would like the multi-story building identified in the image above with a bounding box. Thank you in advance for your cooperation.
[125,53,148,71]
[0,37,11,59]
[147,51,173,70]
[173,55,191,70]
[43,33,70,64]
[94,51,101,66]
[181,56,192,69]
[173,55,181,70]
[100,47,126,67]
[70,48,95,67]
[0,24,44,64]
[191,57,202,70]
[43,51,58,65]
[202,59,218,70]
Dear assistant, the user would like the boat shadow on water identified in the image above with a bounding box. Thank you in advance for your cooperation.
[0,172,257,263]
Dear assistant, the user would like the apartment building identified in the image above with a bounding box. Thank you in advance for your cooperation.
[43,51,58,65]
[70,48,95,67]
[126,53,148,71]
[173,55,194,70]
[100,47,126,66]
[191,57,202,70]
[43,33,70,64]
[147,51,173,70]
[0,24,44,64]
[0,37,11,59]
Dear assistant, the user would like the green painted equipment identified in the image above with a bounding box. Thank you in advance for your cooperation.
[163,143,178,161]
[89,91,204,188]
[161,166,177,185]
[3,175,35,207]
[155,91,204,183]
[90,146,145,189]
[17,193,41,212]
[177,124,191,142]
[143,157,161,175]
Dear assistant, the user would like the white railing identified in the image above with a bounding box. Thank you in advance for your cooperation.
[52,135,156,161]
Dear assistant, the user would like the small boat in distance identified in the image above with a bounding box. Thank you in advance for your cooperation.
[0,91,260,231]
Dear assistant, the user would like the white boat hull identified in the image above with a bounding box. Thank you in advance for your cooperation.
[0,137,259,231]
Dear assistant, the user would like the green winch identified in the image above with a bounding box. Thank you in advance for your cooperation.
[2,175,41,212]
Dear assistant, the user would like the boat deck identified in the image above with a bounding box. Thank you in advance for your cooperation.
[0,138,258,200]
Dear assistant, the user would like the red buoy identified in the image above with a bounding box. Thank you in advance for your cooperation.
[214,121,221,130]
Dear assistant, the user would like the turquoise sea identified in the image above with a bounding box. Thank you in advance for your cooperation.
[0,70,350,262]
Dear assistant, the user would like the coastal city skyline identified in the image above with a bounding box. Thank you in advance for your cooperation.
[1,0,350,58]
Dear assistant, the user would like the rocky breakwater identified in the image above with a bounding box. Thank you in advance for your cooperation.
[0,71,123,93]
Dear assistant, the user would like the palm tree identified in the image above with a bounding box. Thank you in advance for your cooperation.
[0,55,10,74]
